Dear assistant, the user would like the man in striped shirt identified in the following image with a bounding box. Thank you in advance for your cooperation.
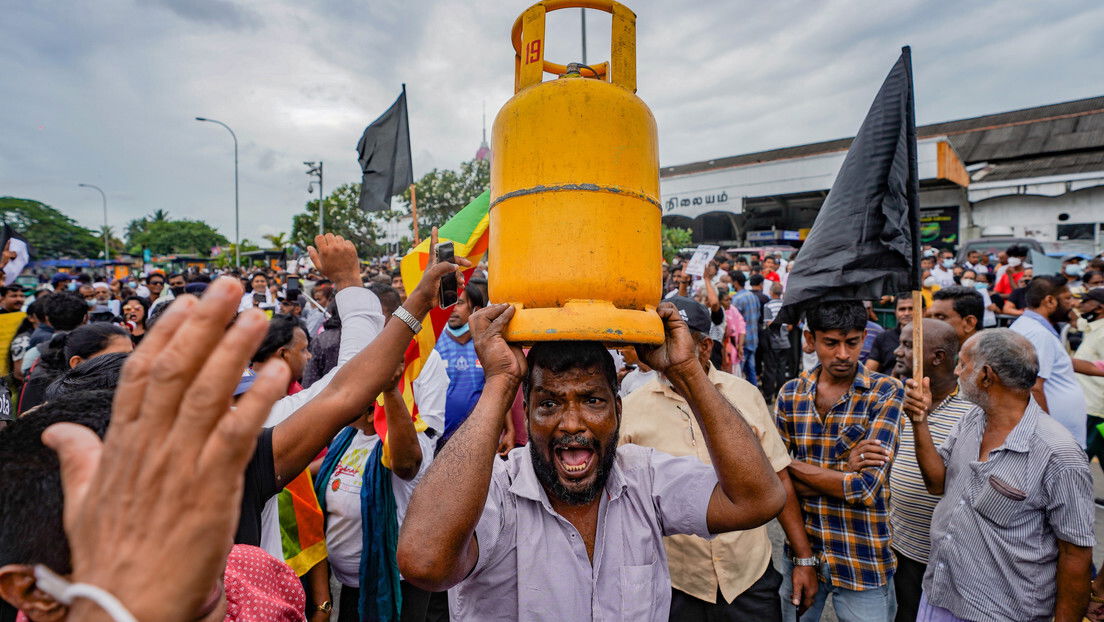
[849,319,973,621]
[906,329,1093,622]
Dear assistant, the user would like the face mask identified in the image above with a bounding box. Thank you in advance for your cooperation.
[171,286,186,296]
[66,282,78,291]
[1065,264,1083,277]
[961,278,975,287]
[974,282,987,291]
[923,276,938,288]
[942,259,955,269]
[1007,257,1022,267]
[445,324,470,337]
[86,299,97,308]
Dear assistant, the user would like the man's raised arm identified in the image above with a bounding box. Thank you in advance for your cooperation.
[398,304,525,591]
[639,302,785,532]
[272,231,468,484]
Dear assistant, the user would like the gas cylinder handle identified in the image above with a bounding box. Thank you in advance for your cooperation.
[511,0,637,94]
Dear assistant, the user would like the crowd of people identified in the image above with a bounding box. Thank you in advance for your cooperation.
[0,236,1101,622]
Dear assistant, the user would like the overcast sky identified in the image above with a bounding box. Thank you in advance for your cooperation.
[2,0,1101,245]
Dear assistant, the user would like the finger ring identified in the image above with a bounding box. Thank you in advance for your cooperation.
[860,453,865,461]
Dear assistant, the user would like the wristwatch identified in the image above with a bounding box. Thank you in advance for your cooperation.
[392,305,423,335]
[791,556,819,567]
[315,600,333,613]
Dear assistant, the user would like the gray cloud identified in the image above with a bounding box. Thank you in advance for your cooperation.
[1,0,1101,246]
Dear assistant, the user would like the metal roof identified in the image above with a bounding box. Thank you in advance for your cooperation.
[661,95,1104,179]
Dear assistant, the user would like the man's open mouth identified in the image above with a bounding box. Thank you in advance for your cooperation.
[554,445,595,477]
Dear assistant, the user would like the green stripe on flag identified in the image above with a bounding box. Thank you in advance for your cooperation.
[437,190,489,245]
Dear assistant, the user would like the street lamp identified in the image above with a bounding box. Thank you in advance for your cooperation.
[77,183,109,262]
[305,161,324,236]
[195,116,240,268]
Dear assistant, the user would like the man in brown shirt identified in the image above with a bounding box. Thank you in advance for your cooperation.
[621,296,818,620]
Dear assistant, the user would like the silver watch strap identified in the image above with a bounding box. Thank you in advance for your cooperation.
[791,556,819,567]
[392,306,422,335]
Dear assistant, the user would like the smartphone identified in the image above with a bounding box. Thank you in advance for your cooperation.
[253,293,266,307]
[436,241,458,308]
[287,276,301,299]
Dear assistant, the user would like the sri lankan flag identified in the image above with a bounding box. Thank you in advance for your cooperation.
[374,189,490,467]
[276,470,327,576]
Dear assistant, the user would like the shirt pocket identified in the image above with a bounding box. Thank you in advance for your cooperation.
[620,561,659,618]
[832,423,866,461]
[972,476,1028,526]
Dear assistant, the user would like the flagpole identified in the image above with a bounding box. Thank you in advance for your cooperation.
[912,290,924,380]
[410,184,420,245]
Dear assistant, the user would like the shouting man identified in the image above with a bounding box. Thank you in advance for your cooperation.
[398,302,786,620]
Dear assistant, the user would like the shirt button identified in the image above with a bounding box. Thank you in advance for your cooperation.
[945,535,952,541]
[938,563,945,569]
[959,500,965,505]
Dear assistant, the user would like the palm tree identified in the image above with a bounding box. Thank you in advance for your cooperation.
[98,225,126,257]
[151,209,170,222]
[262,232,289,250]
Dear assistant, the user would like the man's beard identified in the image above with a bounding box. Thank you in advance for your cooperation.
[529,427,619,506]
[958,367,989,412]
[1049,304,1070,324]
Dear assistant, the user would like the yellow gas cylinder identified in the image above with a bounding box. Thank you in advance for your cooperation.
[490,0,663,345]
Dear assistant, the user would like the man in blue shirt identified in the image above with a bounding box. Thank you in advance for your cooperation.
[731,271,761,386]
[435,283,488,448]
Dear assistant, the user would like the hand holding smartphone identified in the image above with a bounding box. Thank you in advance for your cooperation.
[435,241,458,308]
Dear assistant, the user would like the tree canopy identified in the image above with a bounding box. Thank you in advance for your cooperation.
[290,183,390,257]
[399,158,489,231]
[0,197,103,258]
[125,211,229,256]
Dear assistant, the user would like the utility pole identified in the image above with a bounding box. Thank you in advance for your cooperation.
[305,162,324,235]
[581,8,587,64]
[77,183,109,261]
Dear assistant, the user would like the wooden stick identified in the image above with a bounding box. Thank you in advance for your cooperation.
[912,290,924,381]
[410,184,420,245]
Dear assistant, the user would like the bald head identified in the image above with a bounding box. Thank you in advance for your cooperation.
[893,319,959,380]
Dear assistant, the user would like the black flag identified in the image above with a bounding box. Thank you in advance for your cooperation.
[777,47,920,324]
[356,86,414,212]
[0,224,31,286]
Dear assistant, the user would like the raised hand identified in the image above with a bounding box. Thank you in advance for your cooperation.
[903,377,933,424]
[470,304,527,386]
[635,302,699,379]
[404,227,471,317]
[42,277,290,622]
[308,233,362,290]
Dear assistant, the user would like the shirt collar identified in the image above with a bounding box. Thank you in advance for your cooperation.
[508,444,628,509]
[653,363,725,397]
[1000,399,1042,453]
[798,363,872,394]
[1022,309,1059,338]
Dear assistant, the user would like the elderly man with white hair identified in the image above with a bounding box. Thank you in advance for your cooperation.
[903,328,1093,622]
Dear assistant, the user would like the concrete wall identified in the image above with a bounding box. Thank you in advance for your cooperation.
[970,186,1104,252]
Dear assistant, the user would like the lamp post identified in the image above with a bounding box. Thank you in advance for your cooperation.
[77,183,109,262]
[305,161,324,235]
[195,117,240,268]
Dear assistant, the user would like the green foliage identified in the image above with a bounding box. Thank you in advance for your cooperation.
[212,239,261,268]
[399,159,489,231]
[661,224,693,263]
[98,225,126,257]
[125,211,229,256]
[0,197,102,258]
[290,183,390,257]
[262,232,289,250]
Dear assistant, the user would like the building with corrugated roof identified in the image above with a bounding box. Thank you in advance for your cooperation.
[660,96,1104,255]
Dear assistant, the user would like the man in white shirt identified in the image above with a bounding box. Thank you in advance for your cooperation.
[930,250,956,288]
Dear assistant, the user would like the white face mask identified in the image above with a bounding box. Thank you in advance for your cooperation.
[924,276,938,288]
[1007,257,1022,267]
[961,278,976,287]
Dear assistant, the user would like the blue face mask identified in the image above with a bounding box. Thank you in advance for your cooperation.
[942,259,955,269]
[445,324,470,337]
[974,282,987,291]
[66,281,78,291]
[1065,264,1083,277]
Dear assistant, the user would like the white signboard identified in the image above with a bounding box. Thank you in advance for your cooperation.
[685,244,720,277]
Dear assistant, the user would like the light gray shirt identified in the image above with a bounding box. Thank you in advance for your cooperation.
[450,444,718,621]
[1010,311,1087,446]
[923,401,1094,622]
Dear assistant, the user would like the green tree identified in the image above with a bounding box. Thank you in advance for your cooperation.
[661,224,693,263]
[399,158,489,231]
[262,232,289,250]
[98,225,126,258]
[213,239,261,268]
[290,183,390,257]
[0,197,102,258]
[125,214,229,256]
